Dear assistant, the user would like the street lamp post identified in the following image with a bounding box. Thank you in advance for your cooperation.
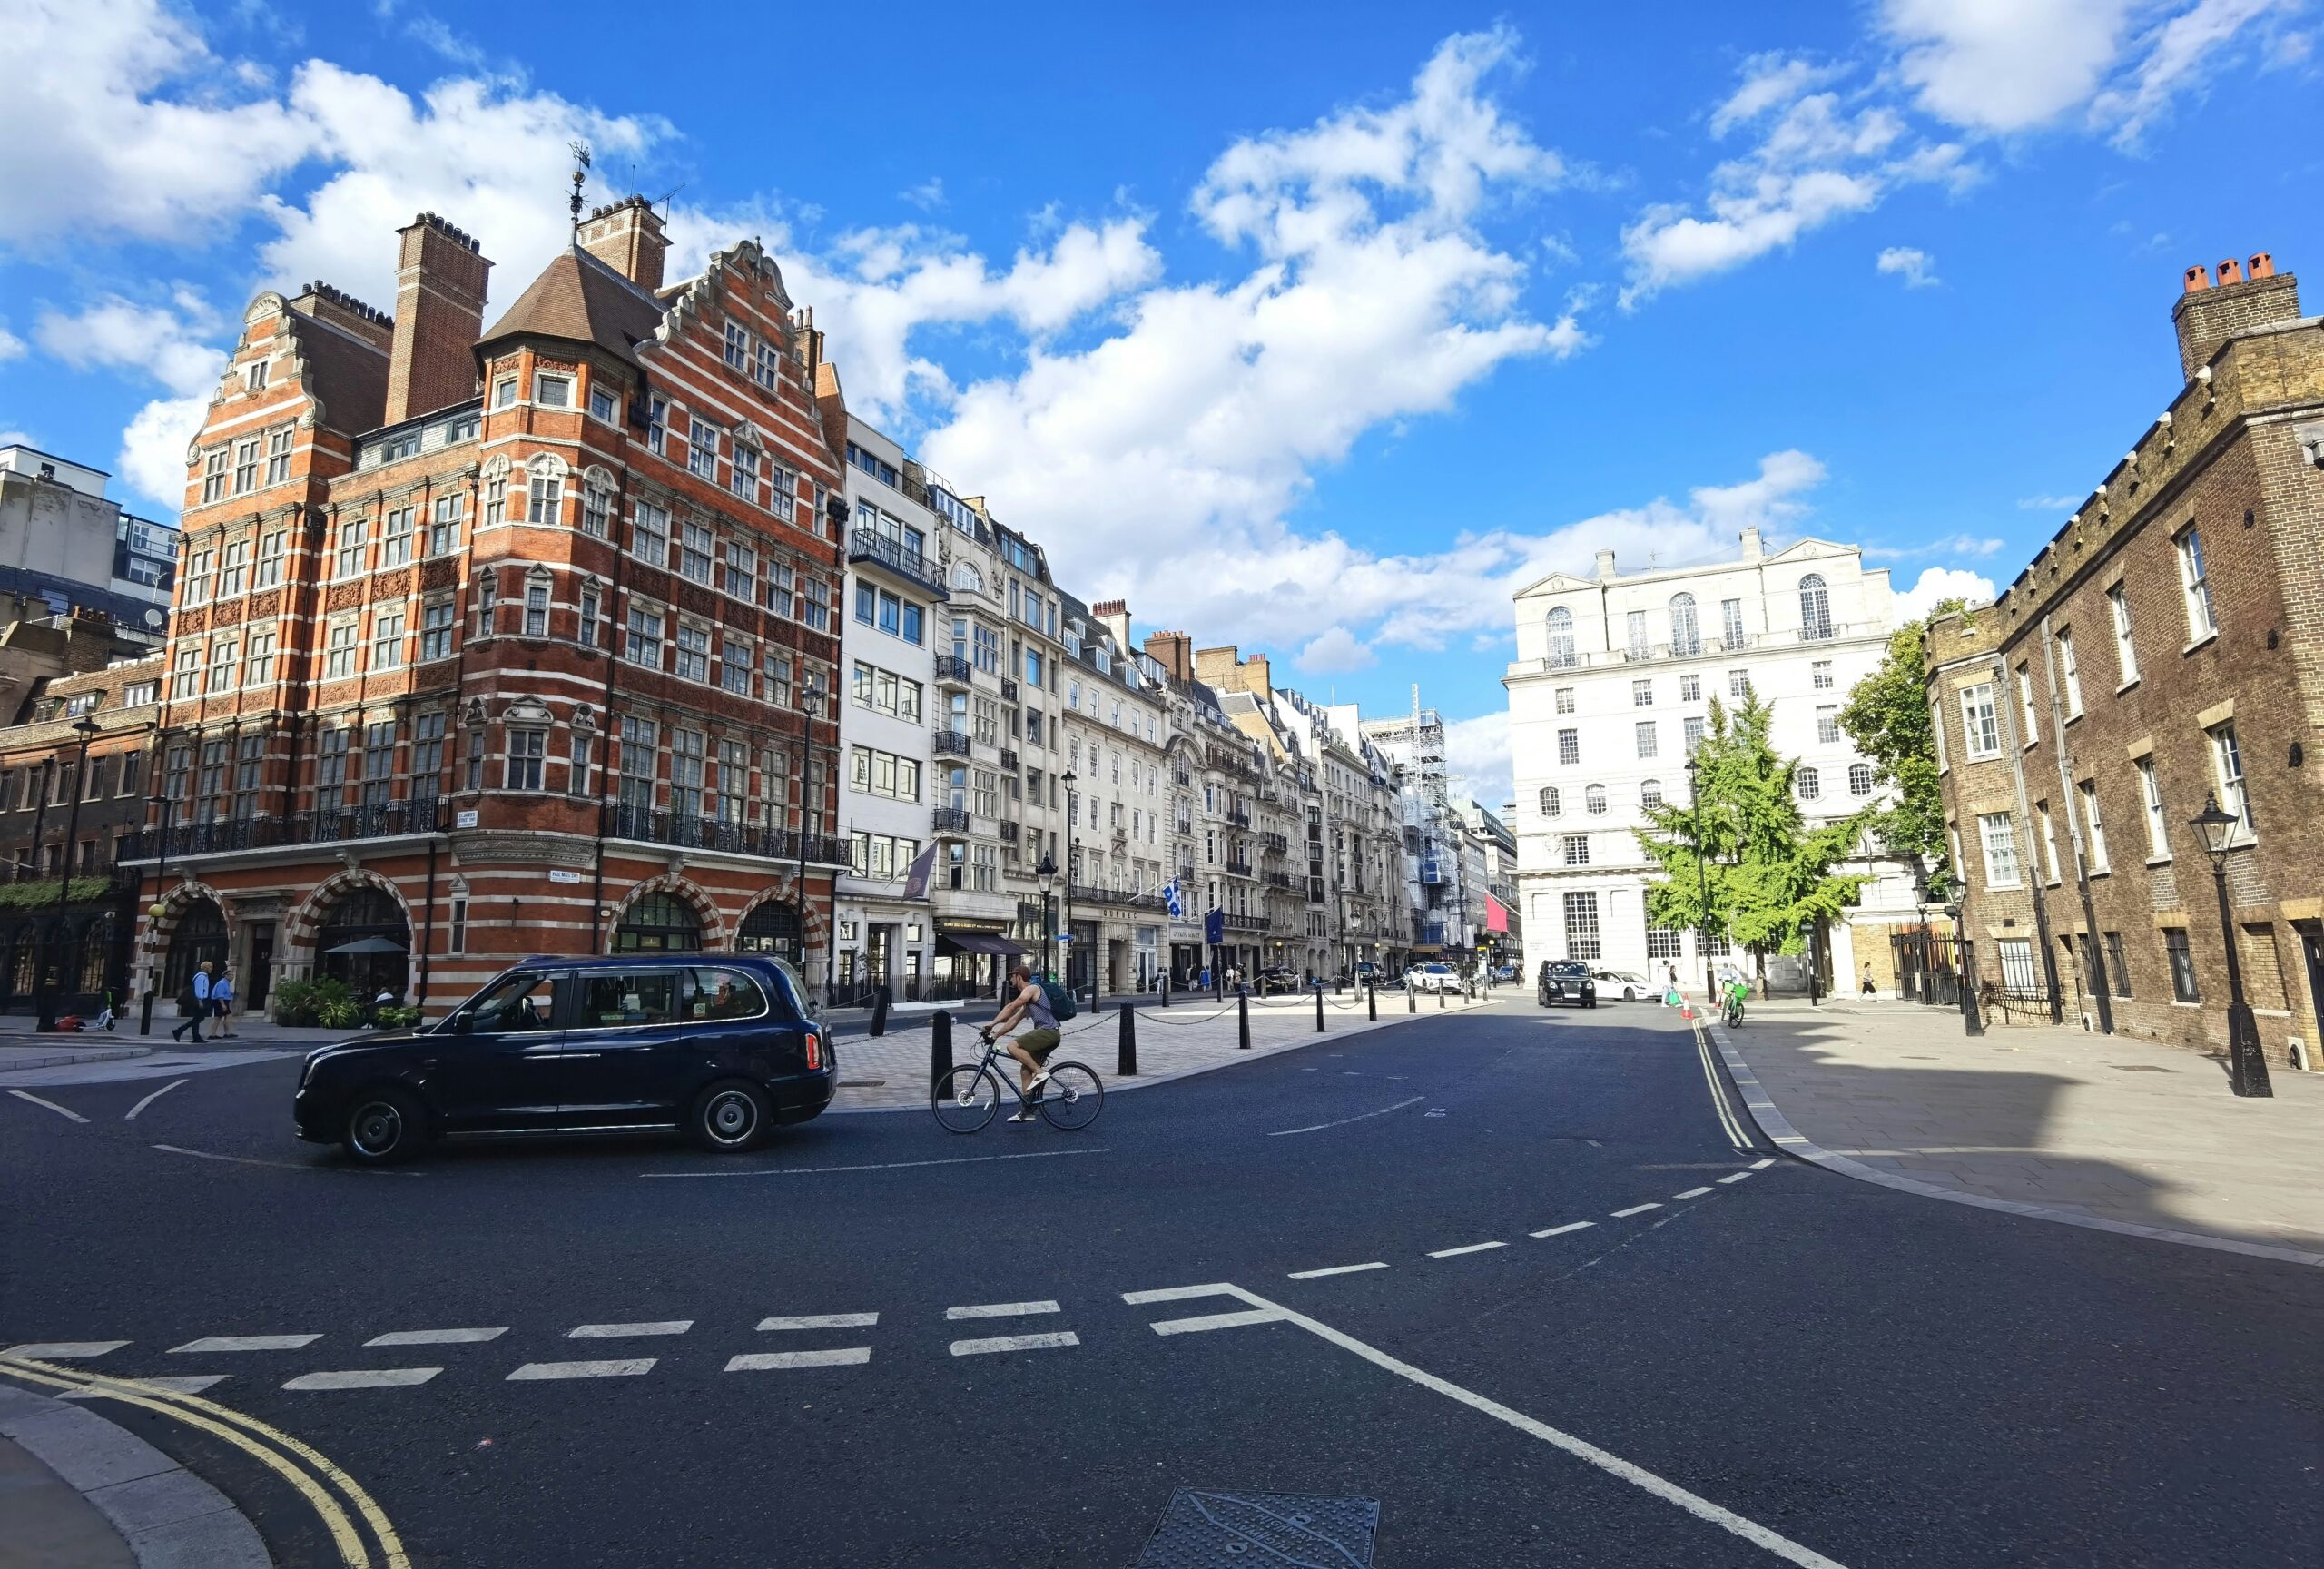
[1685,755,1713,1003]
[1035,852,1058,984]
[2191,793,2271,1098]
[36,717,103,1032]
[1060,768,1078,1000]
[793,676,822,987]
[1946,900,1984,1036]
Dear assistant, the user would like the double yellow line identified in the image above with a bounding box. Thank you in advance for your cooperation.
[0,1354,407,1568]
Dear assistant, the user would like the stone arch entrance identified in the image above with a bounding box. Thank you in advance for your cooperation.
[312,884,412,1001]
[613,892,704,953]
[164,898,229,1000]
[736,899,802,954]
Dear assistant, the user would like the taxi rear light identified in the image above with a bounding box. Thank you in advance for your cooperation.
[805,1031,822,1071]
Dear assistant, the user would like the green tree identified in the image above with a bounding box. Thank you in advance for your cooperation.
[1637,692,1876,981]
[1837,603,1966,900]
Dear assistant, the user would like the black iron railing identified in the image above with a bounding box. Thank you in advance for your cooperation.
[934,655,973,684]
[846,530,949,598]
[931,731,972,758]
[601,803,849,864]
[931,806,971,833]
[127,799,448,859]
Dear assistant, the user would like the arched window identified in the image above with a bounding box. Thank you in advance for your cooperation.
[1799,574,1833,641]
[1538,785,1561,818]
[737,899,802,953]
[1585,784,1608,815]
[1796,766,1821,801]
[951,561,983,593]
[1640,779,1663,810]
[315,885,410,1000]
[615,892,703,953]
[1545,607,1575,669]
[1669,594,1700,656]
[526,455,566,527]
[1849,762,1876,796]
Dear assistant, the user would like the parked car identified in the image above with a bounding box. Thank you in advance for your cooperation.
[1537,960,1598,1009]
[1254,966,1304,995]
[1407,962,1462,993]
[1353,962,1403,990]
[1592,969,1651,1002]
[293,955,835,1164]
[1491,964,1519,983]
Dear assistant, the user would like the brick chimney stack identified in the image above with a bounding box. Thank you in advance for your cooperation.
[1090,598,1133,653]
[1143,629,1193,682]
[2171,251,2300,381]
[577,196,669,291]
[385,212,491,425]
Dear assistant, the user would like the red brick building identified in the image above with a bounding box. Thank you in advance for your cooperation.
[1927,252,2324,1062]
[136,202,846,1017]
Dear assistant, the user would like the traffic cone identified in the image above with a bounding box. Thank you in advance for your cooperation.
[1681,1004,1695,1021]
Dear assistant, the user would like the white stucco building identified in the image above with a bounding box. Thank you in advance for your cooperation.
[1504,528,1921,992]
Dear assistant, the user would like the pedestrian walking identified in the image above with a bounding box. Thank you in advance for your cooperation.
[211,970,236,1038]
[1860,963,1877,1000]
[171,962,212,1043]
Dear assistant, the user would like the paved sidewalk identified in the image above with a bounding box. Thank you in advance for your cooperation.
[1714,999,2324,1261]
[0,1042,149,1073]
[829,986,1504,1110]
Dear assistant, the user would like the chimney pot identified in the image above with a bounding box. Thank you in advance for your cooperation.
[2217,257,2246,285]
[2183,264,2213,293]
[2171,252,2299,380]
[577,195,669,292]
[2249,252,2275,280]
[385,212,493,425]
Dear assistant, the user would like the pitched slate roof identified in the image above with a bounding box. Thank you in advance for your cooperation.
[476,247,669,366]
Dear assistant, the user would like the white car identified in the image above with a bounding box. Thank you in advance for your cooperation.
[1405,962,1462,993]
[1592,969,1651,1002]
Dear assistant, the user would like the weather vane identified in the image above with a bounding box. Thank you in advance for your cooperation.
[567,141,592,229]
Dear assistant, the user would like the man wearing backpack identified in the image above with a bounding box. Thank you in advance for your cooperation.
[980,962,1069,1123]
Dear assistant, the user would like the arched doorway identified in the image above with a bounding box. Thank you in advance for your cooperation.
[314,886,410,1002]
[164,899,227,999]
[76,912,117,996]
[613,893,703,954]
[736,900,801,954]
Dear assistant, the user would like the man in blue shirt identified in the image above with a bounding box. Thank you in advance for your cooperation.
[172,962,212,1043]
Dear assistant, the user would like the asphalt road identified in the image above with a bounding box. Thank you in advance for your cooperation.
[3,999,2318,1567]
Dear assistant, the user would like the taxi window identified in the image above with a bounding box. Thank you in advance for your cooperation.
[463,970,560,1032]
[684,968,769,1021]
[580,971,678,1027]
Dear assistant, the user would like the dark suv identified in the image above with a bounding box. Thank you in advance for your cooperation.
[294,955,834,1164]
[1537,960,1599,1009]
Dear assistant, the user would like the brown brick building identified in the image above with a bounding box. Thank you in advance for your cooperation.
[1927,252,2324,1063]
[135,202,847,1017]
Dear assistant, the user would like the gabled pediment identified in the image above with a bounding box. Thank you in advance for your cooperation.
[1512,569,1598,599]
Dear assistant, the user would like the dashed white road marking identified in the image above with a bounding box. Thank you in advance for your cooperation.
[1269,1094,1426,1138]
[948,1332,1078,1357]
[507,1359,655,1381]
[170,1335,320,1354]
[1123,1282,1848,1569]
[756,1314,879,1331]
[944,1300,1059,1320]
[365,1327,505,1347]
[7,1090,86,1123]
[1751,1158,1775,1169]
[1610,1203,1662,1219]
[1673,1187,1716,1199]
[61,1375,226,1399]
[726,1348,872,1371]
[282,1368,439,1391]
[567,1320,691,1338]
[643,1146,1111,1179]
[1718,1172,1755,1185]
[1427,1241,1507,1258]
[1286,1262,1388,1279]
[5,1341,128,1359]
[124,1079,190,1120]
[1531,1222,1595,1238]
[1150,1308,1281,1337]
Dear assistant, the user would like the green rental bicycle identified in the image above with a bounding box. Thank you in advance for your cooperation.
[931,1033,1105,1133]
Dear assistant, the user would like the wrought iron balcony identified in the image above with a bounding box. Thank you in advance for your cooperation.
[999,822,1019,843]
[132,798,449,859]
[1265,871,1292,888]
[931,806,971,834]
[934,654,973,685]
[1225,859,1254,877]
[1224,912,1269,933]
[846,529,949,598]
[601,802,849,864]
[931,730,973,758]
[1000,748,1019,771]
[1262,832,1289,854]
[1229,812,1250,827]
[1067,883,1167,913]
[1000,677,1019,702]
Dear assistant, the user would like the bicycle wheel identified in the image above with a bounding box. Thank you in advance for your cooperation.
[931,1065,1002,1133]
[1035,1061,1104,1130]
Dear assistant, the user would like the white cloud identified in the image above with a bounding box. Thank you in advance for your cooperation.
[1876,245,1940,286]
[1710,54,1848,134]
[0,325,23,362]
[34,293,229,508]
[1866,532,2005,558]
[2017,493,2083,510]
[2089,0,2298,144]
[1896,566,1998,619]
[1443,712,1514,814]
[901,178,947,212]
[1883,0,2140,133]
[1296,626,1376,675]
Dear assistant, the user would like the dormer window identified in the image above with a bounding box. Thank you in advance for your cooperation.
[244,360,269,393]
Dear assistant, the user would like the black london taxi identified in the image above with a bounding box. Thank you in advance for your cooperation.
[1536,959,1599,1009]
[294,954,834,1164]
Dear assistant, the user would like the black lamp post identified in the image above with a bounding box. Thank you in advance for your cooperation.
[1946,899,1984,1036]
[793,676,822,979]
[1035,852,1059,982]
[1060,767,1078,999]
[2191,792,2271,1098]
[1685,754,1714,1002]
[36,717,103,1032]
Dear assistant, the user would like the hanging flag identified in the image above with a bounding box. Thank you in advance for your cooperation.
[901,842,939,901]
[1483,893,1510,933]
[1164,879,1184,920]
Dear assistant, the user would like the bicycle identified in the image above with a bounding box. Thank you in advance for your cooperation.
[1722,989,1747,1028]
[931,1031,1105,1133]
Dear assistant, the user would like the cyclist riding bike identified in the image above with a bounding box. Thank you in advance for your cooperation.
[980,962,1063,1123]
[1717,962,1748,1026]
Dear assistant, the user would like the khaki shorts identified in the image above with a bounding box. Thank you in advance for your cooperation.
[1015,1027,1061,1059]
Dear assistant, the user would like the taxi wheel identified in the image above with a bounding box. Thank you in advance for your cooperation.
[344,1087,428,1165]
[690,1080,770,1152]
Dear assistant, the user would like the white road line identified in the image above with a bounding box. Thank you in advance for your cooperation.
[4,1341,128,1359]
[1751,1158,1775,1169]
[944,1300,1059,1320]
[1610,1203,1662,1219]
[61,1375,226,1398]
[1137,1283,1848,1569]
[1530,1222,1595,1238]
[123,1079,190,1120]
[151,1142,422,1177]
[7,1090,87,1123]
[725,1348,872,1371]
[1124,1285,1236,1306]
[643,1147,1111,1179]
[1693,1028,1751,1150]
[755,1314,878,1332]
[507,1359,655,1381]
[169,1335,320,1354]
[1268,1095,1426,1138]
[1427,1241,1507,1258]
[948,1332,1078,1357]
[567,1320,691,1338]
[1286,1262,1388,1280]
[1718,1172,1755,1185]
[281,1368,440,1391]
[1673,1187,1716,1199]
[1150,1309,1281,1337]
[364,1328,506,1347]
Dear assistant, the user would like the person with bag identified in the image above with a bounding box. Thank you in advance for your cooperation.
[171,962,212,1043]
[979,962,1069,1122]
[211,969,236,1038]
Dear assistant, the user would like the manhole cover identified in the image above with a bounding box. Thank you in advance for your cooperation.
[1136,1490,1379,1567]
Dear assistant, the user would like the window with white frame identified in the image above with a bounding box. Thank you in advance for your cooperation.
[1584,783,1607,815]
[252,527,286,589]
[201,449,228,503]
[1977,811,2021,887]
[646,396,669,454]
[371,607,405,669]
[675,622,711,682]
[577,583,599,648]
[380,506,414,567]
[1626,609,1649,660]
[632,500,669,564]
[1679,674,1700,702]
[671,728,705,818]
[428,496,462,557]
[207,636,236,693]
[754,339,782,390]
[331,518,367,580]
[731,443,759,501]
[1812,659,1833,690]
[588,383,618,422]
[679,520,714,583]
[420,597,454,661]
[1640,778,1662,810]
[2136,757,2169,860]
[1849,762,1875,796]
[1635,721,1658,759]
[232,438,257,494]
[482,463,507,526]
[265,428,292,485]
[580,480,610,539]
[721,637,753,696]
[1631,678,1652,706]
[1720,597,1746,649]
[1554,687,1575,715]
[2057,627,2083,717]
[1817,705,1841,745]
[2209,721,2253,841]
[1728,668,1748,699]
[724,541,755,600]
[1537,785,1561,818]
[1557,728,1579,765]
[1563,891,1602,961]
[1545,607,1575,668]
[242,629,275,686]
[2079,780,2109,873]
[523,572,549,637]
[686,420,719,480]
[493,376,517,409]
[1682,715,1705,754]
[1669,593,1700,656]
[323,617,359,679]
[220,539,247,598]
[534,372,572,408]
[2037,802,2061,883]
[1796,766,1820,801]
[1798,574,1834,640]
[1647,926,1684,960]
[626,605,664,668]
[505,728,547,791]
[2108,585,2138,686]
[2015,665,2039,745]
[1959,683,2001,758]
[474,570,497,636]
[2177,528,2215,640]
[527,466,563,526]
[1561,834,1590,866]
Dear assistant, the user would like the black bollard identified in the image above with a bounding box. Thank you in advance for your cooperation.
[870,984,891,1038]
[931,1009,953,1094]
[1237,991,1250,1050]
[139,989,154,1036]
[1161,973,1171,1009]
[1118,1003,1137,1077]
[1314,985,1324,1033]
[1367,982,1377,1021]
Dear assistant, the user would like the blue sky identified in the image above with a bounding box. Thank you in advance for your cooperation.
[3,1,2319,802]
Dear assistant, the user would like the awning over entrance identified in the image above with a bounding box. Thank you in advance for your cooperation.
[937,932,1024,957]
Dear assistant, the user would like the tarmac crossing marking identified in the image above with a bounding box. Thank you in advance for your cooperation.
[507,1359,655,1381]
[1427,1241,1507,1258]
[726,1348,872,1371]
[948,1332,1078,1357]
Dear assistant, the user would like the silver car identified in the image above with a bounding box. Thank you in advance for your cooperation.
[1592,969,1652,1002]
